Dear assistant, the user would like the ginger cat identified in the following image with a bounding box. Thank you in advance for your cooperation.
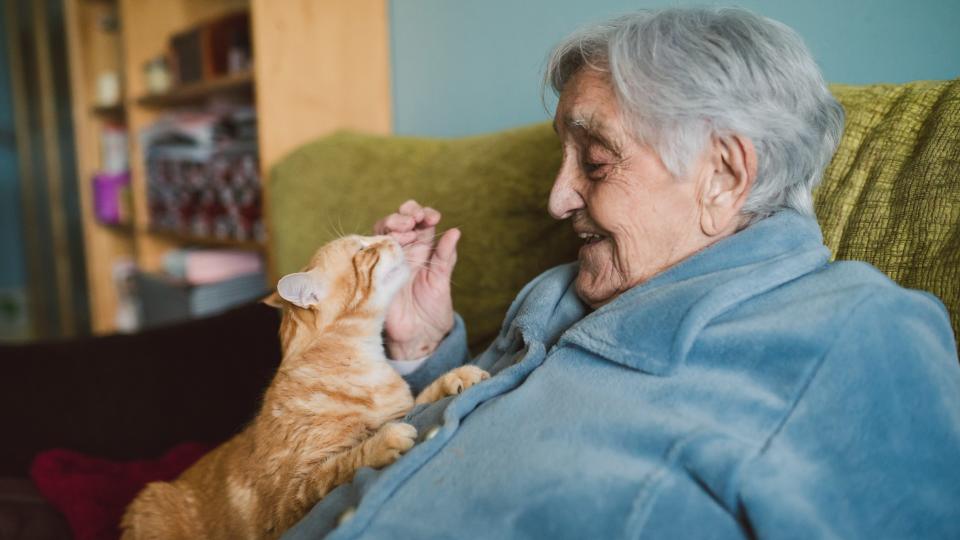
[121,235,488,539]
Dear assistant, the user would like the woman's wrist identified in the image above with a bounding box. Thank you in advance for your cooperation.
[385,335,442,361]
[385,318,453,360]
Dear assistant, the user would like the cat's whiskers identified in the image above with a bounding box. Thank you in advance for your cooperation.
[398,226,467,287]
[403,260,460,288]
[324,216,346,241]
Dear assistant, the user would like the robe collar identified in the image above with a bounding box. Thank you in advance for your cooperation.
[538,210,831,375]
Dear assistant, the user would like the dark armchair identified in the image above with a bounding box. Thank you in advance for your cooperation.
[0,302,281,538]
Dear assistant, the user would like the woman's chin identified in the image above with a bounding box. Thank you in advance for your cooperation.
[577,237,610,260]
[575,270,613,309]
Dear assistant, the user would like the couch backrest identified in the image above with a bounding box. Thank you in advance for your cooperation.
[818,80,959,344]
[268,79,960,351]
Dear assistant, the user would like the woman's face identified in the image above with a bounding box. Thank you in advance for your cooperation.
[549,68,712,308]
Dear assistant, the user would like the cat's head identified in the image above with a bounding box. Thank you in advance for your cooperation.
[266,235,410,319]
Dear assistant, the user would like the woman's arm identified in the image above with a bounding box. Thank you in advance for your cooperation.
[396,314,471,395]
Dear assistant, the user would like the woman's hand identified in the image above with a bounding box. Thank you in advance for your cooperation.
[374,200,460,360]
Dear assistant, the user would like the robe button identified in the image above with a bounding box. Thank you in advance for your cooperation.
[337,506,356,527]
[423,426,440,442]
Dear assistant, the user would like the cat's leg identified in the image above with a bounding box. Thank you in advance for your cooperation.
[304,422,418,501]
[321,422,417,489]
[355,421,419,470]
[270,422,417,535]
[120,481,205,540]
[415,365,490,405]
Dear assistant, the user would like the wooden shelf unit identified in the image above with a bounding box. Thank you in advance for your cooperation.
[91,103,125,117]
[148,229,266,251]
[136,71,254,107]
[65,0,393,335]
[64,0,135,334]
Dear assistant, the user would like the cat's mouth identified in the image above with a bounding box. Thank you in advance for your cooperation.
[372,237,410,294]
[381,260,410,287]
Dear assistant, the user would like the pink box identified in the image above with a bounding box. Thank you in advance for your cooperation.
[93,171,131,225]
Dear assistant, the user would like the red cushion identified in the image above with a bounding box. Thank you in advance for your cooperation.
[29,443,211,540]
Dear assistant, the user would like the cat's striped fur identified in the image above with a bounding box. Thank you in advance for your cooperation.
[121,235,487,539]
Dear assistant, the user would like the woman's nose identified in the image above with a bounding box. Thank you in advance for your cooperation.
[548,165,584,220]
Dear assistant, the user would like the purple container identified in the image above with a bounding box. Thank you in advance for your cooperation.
[93,171,130,224]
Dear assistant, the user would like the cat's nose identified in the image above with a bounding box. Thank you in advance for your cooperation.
[380,237,402,253]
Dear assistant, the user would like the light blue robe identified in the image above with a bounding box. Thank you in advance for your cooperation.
[285,210,960,539]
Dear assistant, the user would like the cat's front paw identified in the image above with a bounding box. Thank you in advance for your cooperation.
[414,365,491,405]
[438,365,490,396]
[365,422,417,469]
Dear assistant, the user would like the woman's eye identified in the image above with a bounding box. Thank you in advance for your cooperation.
[584,161,608,177]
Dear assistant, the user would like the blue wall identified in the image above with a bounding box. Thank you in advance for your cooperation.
[390,0,960,137]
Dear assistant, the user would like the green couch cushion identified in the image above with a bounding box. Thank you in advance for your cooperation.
[268,124,577,350]
[820,79,960,342]
[268,79,960,350]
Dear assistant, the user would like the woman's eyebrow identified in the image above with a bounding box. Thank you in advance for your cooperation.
[554,114,624,157]
[576,119,623,157]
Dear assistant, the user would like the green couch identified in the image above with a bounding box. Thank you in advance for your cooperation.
[269,79,960,352]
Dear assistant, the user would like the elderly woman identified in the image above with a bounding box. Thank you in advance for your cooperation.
[286,7,960,539]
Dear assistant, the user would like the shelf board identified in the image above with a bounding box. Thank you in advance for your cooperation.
[99,220,135,234]
[148,228,266,251]
[91,103,125,118]
[136,71,254,107]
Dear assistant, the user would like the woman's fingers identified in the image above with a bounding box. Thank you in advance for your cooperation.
[387,213,417,231]
[427,228,460,286]
[375,201,443,252]
[376,201,439,233]
[421,207,441,228]
[399,199,425,221]
[373,216,390,234]
[389,230,418,245]
[375,213,415,234]
[398,200,441,230]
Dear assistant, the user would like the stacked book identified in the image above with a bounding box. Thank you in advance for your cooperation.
[136,249,267,328]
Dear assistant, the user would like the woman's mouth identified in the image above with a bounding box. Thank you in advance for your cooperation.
[577,233,610,261]
[577,232,607,245]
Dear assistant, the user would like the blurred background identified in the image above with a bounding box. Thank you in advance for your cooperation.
[0,0,957,343]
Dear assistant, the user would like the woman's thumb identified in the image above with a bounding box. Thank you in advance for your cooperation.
[429,228,460,280]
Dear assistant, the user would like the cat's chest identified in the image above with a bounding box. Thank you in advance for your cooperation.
[357,363,415,416]
[286,360,412,418]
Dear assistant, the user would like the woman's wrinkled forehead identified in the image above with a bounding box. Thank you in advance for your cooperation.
[554,69,629,155]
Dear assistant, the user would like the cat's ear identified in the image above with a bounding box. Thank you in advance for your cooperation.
[276,272,326,309]
[261,291,284,309]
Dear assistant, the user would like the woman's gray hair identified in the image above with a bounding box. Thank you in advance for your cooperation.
[544,7,845,223]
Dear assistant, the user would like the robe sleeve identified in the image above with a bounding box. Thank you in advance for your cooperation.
[737,289,960,539]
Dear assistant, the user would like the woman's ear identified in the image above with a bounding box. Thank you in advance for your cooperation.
[276,272,327,309]
[700,133,757,236]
